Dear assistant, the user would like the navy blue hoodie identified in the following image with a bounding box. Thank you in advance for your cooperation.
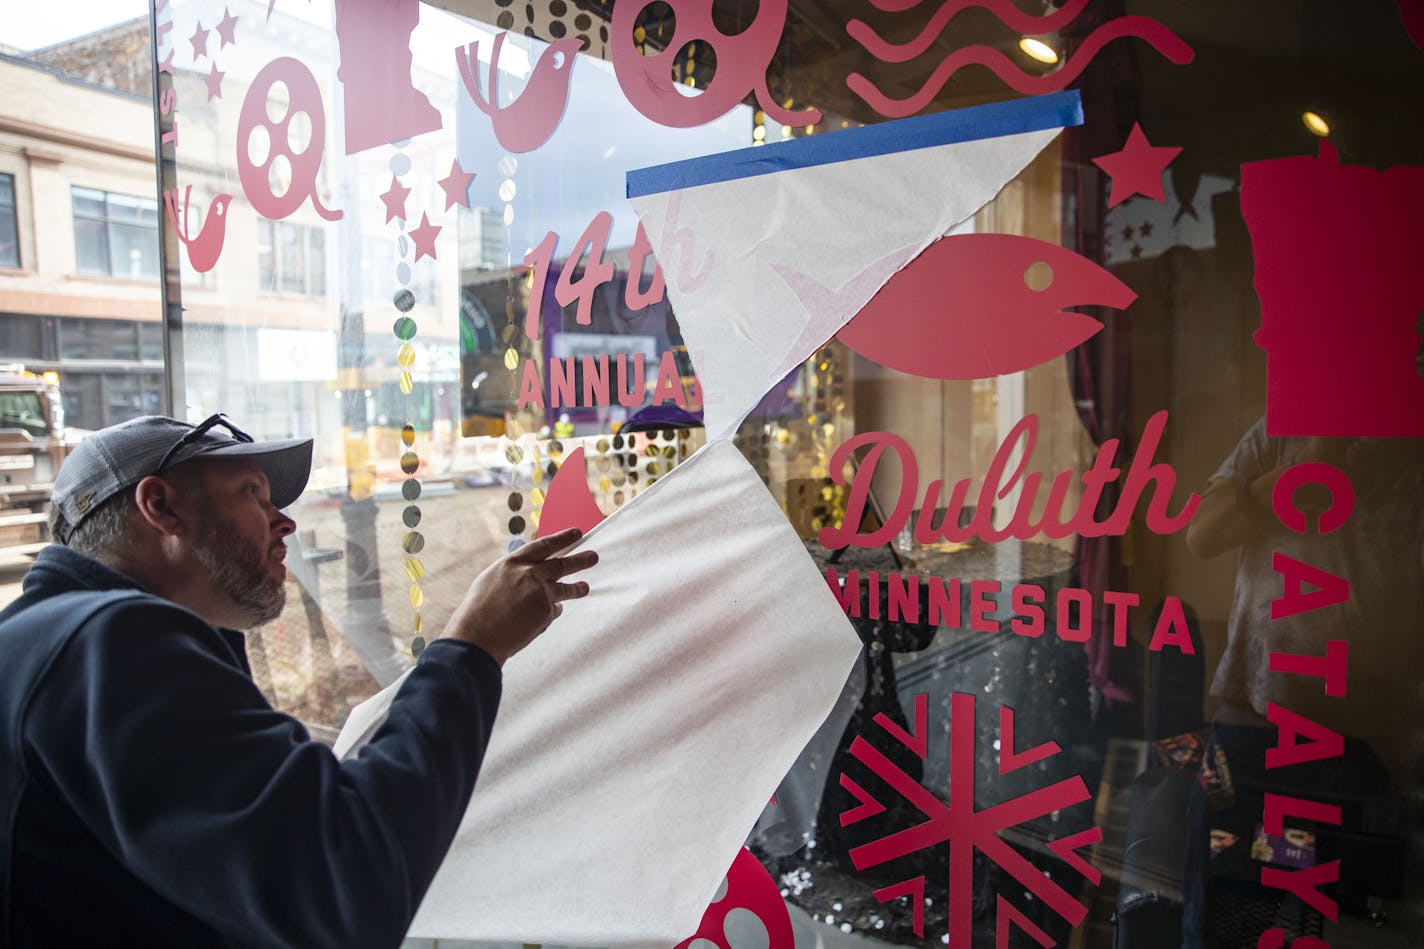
[0,545,502,948]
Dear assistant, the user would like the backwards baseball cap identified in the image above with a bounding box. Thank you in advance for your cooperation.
[52,413,313,543]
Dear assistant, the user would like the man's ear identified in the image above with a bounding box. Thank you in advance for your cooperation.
[132,475,186,537]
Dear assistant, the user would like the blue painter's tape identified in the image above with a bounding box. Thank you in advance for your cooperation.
[626,90,1083,199]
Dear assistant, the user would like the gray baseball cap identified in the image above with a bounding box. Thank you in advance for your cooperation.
[52,414,313,543]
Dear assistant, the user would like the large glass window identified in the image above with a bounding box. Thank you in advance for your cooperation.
[257,218,326,296]
[148,2,1424,945]
[71,186,160,279]
[0,173,18,269]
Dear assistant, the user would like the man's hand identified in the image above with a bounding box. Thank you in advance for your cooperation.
[440,527,597,666]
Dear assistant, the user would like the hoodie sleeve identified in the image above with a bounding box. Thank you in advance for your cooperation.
[23,598,500,949]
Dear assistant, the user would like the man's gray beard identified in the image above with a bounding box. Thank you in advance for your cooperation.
[191,513,286,628]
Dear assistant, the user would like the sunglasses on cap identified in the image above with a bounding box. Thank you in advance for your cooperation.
[155,413,254,474]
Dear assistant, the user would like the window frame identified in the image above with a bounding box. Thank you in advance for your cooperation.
[0,172,19,270]
[71,185,161,280]
[257,218,328,297]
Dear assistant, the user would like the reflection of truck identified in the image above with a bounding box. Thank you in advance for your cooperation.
[0,367,77,554]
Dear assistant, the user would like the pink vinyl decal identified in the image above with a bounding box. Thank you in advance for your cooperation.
[203,63,224,102]
[996,895,1054,949]
[163,186,231,273]
[237,57,342,221]
[1045,826,1103,886]
[998,705,1061,774]
[215,7,238,48]
[838,774,888,826]
[874,691,927,759]
[1398,0,1424,49]
[824,234,1134,379]
[535,447,607,538]
[1240,140,1424,437]
[873,877,926,936]
[674,848,793,949]
[188,21,209,61]
[333,0,443,155]
[848,0,1092,64]
[455,32,582,154]
[843,692,1096,946]
[409,213,441,262]
[847,13,1193,118]
[379,175,410,224]
[1091,123,1182,208]
[610,0,820,129]
[436,159,476,211]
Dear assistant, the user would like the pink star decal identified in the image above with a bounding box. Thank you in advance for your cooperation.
[216,7,239,48]
[158,47,176,76]
[189,21,209,60]
[203,63,225,101]
[410,213,441,262]
[1091,123,1183,208]
[379,176,411,224]
[437,159,476,211]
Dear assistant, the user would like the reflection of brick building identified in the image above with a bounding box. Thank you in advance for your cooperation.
[0,24,166,430]
[27,18,153,97]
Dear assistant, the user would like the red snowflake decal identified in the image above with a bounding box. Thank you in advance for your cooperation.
[840,692,1102,947]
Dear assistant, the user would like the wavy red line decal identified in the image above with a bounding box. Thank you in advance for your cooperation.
[848,16,1195,118]
[867,0,929,11]
[848,0,1092,64]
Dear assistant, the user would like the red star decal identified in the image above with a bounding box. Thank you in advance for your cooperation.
[204,63,225,102]
[437,159,476,211]
[410,213,441,262]
[216,7,239,48]
[189,22,209,60]
[379,176,411,224]
[1091,123,1182,208]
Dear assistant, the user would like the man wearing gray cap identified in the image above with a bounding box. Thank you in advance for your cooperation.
[0,413,596,948]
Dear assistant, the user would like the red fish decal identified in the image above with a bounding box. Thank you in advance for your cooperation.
[674,848,793,949]
[456,32,582,154]
[163,186,232,274]
[783,234,1133,379]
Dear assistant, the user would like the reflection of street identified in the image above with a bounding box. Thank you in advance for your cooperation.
[265,481,511,729]
[0,484,514,735]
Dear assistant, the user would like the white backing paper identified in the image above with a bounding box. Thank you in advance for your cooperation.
[334,439,862,944]
[628,126,1061,438]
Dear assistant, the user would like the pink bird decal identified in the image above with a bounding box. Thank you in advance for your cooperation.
[456,32,582,154]
[163,186,232,274]
[798,234,1134,379]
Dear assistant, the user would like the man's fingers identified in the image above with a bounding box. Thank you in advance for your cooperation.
[541,550,599,579]
[552,580,590,602]
[510,527,585,562]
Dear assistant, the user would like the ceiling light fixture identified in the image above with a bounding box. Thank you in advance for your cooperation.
[1018,36,1059,64]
